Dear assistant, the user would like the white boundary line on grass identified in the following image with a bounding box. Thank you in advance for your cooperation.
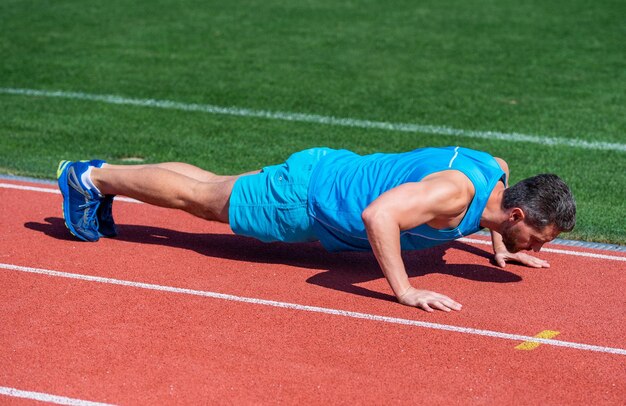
[2,262,625,356]
[1,181,625,261]
[0,386,114,406]
[1,87,625,152]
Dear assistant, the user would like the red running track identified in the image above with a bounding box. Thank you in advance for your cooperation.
[1,180,625,405]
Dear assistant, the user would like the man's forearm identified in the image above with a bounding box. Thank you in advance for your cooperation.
[363,212,411,297]
[362,211,463,312]
[490,229,507,253]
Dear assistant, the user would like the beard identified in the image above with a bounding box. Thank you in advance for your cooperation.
[501,225,522,253]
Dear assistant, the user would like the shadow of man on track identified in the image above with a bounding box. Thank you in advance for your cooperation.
[26,217,522,303]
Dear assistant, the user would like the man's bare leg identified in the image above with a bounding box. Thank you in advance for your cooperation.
[101,162,237,183]
[90,164,259,223]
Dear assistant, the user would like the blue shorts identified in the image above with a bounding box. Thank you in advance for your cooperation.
[229,147,333,243]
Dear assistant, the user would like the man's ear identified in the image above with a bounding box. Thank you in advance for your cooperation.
[509,207,526,223]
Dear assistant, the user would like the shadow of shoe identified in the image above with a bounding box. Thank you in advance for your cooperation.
[25,217,79,242]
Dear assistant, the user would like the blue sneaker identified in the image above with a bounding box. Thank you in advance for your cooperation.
[97,194,118,238]
[88,160,118,238]
[57,160,102,242]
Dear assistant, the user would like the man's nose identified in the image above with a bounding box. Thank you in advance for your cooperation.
[531,242,544,252]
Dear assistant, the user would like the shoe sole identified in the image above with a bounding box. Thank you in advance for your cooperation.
[57,160,97,242]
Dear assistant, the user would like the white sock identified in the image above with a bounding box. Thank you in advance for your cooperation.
[81,166,102,196]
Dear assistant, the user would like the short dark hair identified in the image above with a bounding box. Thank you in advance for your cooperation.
[502,174,576,232]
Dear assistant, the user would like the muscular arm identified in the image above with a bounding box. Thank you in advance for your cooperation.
[362,171,471,312]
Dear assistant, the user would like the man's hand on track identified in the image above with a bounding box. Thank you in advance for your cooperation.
[398,287,462,312]
[494,251,550,268]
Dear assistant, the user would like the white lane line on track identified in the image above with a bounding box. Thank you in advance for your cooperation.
[2,262,625,356]
[458,238,626,262]
[1,182,625,261]
[0,386,114,406]
[1,87,625,153]
[0,182,139,203]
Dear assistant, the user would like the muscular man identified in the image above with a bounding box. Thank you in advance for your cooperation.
[57,146,576,312]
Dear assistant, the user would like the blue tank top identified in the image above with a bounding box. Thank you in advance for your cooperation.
[307,146,506,252]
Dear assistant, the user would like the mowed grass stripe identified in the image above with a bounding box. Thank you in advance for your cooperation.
[2,87,624,153]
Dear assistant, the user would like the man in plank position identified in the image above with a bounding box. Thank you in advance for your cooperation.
[57,146,576,312]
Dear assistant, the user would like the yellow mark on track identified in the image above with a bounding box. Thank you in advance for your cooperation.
[515,330,561,350]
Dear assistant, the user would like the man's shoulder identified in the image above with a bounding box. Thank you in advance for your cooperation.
[418,170,476,214]
[422,169,476,193]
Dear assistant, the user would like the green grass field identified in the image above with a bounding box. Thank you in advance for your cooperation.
[1,0,624,244]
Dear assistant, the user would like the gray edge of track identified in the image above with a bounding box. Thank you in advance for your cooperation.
[3,173,625,253]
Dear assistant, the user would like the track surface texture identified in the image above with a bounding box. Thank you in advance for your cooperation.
[1,180,625,405]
